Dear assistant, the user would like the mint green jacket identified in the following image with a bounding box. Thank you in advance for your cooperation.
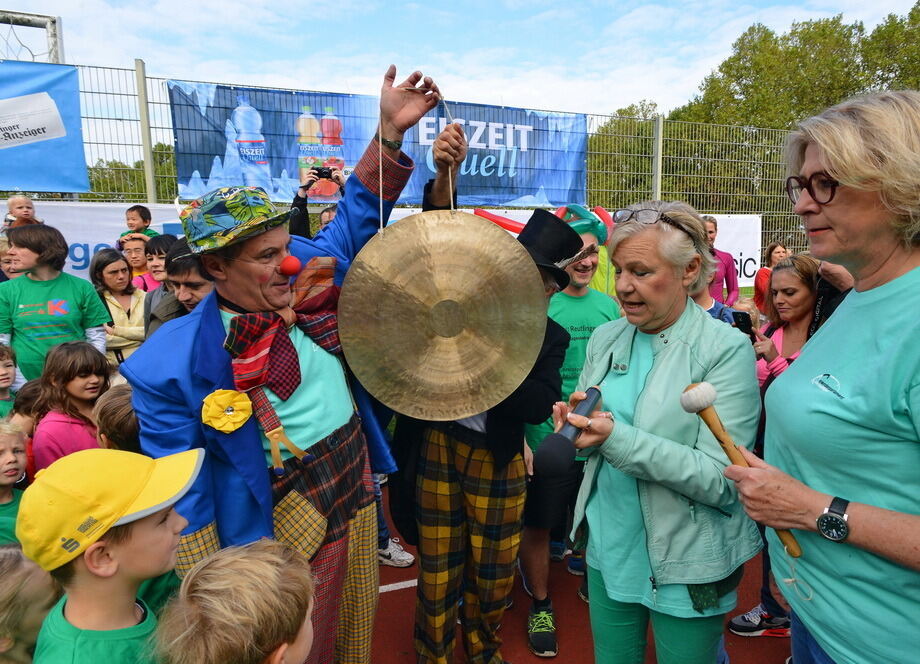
[572,299,762,585]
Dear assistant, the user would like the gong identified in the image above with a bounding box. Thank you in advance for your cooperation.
[338,210,547,421]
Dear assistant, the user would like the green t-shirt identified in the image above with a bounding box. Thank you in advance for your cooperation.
[0,393,13,418]
[219,310,354,466]
[586,332,735,618]
[34,596,156,664]
[0,273,110,380]
[525,288,620,450]
[119,228,159,239]
[0,488,22,544]
[137,571,180,617]
[766,266,920,664]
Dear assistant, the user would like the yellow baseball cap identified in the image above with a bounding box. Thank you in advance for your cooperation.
[16,448,205,572]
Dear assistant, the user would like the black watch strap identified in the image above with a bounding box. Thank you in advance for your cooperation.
[828,496,849,516]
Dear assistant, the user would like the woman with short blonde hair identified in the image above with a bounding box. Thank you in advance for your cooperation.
[729,90,920,664]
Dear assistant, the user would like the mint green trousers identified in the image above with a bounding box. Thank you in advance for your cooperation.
[588,566,725,664]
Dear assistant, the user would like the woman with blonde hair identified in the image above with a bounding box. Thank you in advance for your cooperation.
[727,90,920,664]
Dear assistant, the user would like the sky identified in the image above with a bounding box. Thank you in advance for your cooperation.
[4,0,917,115]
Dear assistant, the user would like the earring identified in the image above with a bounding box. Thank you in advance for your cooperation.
[16,471,26,483]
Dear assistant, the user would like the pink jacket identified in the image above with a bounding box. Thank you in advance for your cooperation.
[709,248,739,305]
[132,272,159,292]
[755,324,800,387]
[33,411,100,470]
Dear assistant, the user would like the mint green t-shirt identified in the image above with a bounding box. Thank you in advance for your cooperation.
[34,596,156,664]
[0,488,22,544]
[220,310,354,466]
[0,273,110,380]
[766,266,920,664]
[586,331,736,618]
[525,288,620,450]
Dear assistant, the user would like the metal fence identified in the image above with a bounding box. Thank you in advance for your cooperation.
[32,60,804,252]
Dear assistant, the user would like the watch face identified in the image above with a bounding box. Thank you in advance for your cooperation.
[817,513,849,541]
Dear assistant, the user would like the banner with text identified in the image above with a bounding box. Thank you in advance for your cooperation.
[0,61,90,192]
[167,81,587,207]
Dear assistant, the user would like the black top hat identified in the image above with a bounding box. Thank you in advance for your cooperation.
[517,209,584,290]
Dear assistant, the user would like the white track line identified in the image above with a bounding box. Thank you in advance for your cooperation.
[379,578,418,593]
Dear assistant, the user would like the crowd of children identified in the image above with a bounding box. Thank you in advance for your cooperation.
[0,196,318,664]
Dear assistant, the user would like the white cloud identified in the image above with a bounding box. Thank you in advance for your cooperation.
[12,0,920,119]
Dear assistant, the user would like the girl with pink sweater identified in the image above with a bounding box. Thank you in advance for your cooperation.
[751,255,820,386]
[32,341,110,470]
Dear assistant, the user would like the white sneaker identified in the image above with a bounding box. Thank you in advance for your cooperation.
[378,538,415,567]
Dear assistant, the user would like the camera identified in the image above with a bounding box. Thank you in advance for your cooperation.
[311,167,333,179]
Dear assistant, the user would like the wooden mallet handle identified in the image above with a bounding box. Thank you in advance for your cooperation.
[688,387,803,559]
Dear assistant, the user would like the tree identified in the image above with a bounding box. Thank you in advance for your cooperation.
[586,101,658,209]
[862,4,920,90]
[670,16,867,129]
[84,142,177,202]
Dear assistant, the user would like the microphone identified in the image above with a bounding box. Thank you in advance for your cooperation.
[680,382,802,558]
[533,387,602,477]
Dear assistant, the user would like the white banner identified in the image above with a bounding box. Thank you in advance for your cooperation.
[710,214,761,288]
[34,202,181,280]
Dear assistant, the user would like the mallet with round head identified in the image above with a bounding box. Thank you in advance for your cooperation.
[681,382,802,558]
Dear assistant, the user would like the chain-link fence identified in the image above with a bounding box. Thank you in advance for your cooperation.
[14,61,803,252]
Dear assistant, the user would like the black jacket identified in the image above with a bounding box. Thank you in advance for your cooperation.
[389,318,569,544]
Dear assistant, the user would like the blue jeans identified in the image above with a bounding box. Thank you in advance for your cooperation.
[791,612,837,664]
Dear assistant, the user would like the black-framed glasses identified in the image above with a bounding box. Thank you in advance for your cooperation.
[785,172,840,205]
[613,208,696,242]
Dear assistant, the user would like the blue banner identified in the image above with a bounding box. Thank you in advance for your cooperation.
[167,81,586,207]
[0,61,89,192]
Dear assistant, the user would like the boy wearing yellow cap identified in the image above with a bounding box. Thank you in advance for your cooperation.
[15,447,204,664]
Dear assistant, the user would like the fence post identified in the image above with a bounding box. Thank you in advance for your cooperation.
[651,115,663,200]
[134,58,157,204]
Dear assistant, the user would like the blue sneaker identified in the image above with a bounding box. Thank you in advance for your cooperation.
[549,539,566,562]
[566,551,585,576]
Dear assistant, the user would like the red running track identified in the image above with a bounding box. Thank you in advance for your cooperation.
[372,485,790,664]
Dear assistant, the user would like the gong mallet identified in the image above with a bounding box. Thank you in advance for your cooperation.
[680,382,802,558]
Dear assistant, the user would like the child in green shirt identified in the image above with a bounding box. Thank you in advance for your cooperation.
[16,447,204,664]
[0,422,26,545]
[0,344,18,419]
[156,539,316,664]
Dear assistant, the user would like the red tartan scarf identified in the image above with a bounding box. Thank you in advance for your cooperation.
[224,311,341,400]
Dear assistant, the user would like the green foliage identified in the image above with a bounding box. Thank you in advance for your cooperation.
[83,142,177,203]
[588,3,920,253]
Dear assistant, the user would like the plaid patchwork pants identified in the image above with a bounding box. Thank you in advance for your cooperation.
[270,414,377,664]
[414,423,526,664]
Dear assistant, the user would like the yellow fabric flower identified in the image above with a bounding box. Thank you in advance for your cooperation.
[201,390,252,433]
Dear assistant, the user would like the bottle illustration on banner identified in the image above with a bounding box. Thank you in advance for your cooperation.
[296,106,322,184]
[231,94,273,192]
[306,105,347,199]
[321,106,343,145]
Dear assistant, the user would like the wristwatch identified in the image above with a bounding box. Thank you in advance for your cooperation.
[374,132,403,151]
[816,497,850,542]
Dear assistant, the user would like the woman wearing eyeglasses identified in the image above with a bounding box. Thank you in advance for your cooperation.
[554,202,762,664]
[725,91,920,664]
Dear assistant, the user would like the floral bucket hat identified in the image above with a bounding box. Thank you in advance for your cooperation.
[180,186,291,254]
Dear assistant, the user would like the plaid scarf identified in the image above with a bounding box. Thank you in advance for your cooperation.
[224,311,341,400]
